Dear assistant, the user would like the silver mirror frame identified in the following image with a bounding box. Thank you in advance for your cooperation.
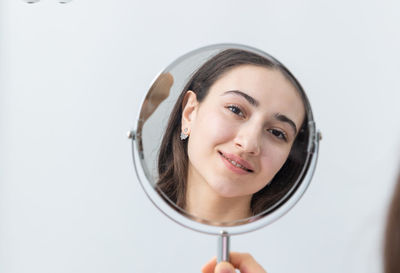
[130,43,321,236]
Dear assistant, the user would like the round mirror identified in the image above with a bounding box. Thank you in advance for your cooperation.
[130,43,320,236]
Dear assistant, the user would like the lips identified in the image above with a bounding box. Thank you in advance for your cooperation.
[218,151,254,173]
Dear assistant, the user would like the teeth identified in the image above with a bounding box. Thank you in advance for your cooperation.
[222,153,247,170]
[230,159,244,169]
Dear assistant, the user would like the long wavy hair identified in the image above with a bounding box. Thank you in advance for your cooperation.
[156,48,311,217]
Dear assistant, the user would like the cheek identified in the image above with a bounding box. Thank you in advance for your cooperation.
[259,145,291,179]
[193,110,236,146]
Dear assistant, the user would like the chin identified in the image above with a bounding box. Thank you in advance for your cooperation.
[209,182,245,199]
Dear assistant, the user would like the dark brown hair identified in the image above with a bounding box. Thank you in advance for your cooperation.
[156,49,311,217]
[384,171,400,273]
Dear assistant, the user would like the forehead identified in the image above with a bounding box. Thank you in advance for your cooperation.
[206,65,305,124]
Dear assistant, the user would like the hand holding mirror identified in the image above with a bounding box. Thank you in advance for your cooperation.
[129,43,321,263]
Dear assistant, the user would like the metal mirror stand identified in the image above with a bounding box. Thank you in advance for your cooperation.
[128,43,321,265]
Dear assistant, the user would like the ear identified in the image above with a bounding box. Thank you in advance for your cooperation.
[181,90,199,132]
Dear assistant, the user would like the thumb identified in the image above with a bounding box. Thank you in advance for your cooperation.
[215,261,235,273]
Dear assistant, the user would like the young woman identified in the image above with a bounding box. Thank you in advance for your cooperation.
[156,49,312,224]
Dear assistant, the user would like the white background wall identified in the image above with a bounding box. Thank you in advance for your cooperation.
[1,1,400,272]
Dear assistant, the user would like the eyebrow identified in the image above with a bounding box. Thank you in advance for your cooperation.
[222,90,298,135]
[274,113,297,135]
[223,90,259,107]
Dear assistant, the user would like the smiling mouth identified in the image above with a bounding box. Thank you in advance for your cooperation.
[218,151,253,173]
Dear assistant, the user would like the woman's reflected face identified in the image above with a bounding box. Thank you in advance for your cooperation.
[182,65,305,200]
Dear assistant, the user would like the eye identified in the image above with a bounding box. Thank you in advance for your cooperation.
[227,105,245,117]
[267,128,288,142]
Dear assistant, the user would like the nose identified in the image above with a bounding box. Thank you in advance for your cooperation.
[234,123,262,156]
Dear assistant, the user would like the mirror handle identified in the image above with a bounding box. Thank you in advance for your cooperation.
[217,231,230,263]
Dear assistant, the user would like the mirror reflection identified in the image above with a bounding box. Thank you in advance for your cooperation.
[137,47,315,226]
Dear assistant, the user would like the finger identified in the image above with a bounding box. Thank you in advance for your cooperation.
[229,252,267,273]
[215,261,235,273]
[201,256,217,273]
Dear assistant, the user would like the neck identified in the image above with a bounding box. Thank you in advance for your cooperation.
[185,171,252,224]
